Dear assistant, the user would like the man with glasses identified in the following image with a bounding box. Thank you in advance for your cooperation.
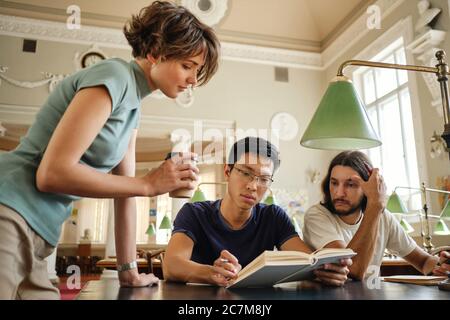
[164,137,352,286]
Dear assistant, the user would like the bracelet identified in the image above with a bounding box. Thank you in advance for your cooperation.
[116,260,137,272]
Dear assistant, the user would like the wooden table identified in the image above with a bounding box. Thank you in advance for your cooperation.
[95,256,414,279]
[96,258,163,278]
[76,278,450,300]
[380,257,420,276]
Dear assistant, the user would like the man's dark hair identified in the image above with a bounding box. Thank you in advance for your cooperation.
[321,150,373,213]
[227,137,281,174]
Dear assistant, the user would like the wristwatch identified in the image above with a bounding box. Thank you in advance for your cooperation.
[116,260,137,272]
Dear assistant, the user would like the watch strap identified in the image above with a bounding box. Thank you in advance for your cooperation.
[116,260,138,272]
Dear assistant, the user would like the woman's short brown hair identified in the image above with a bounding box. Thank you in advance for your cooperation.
[123,1,220,86]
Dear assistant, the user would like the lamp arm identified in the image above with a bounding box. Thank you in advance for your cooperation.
[394,186,422,193]
[424,187,450,195]
[337,60,438,77]
[337,50,450,154]
[394,186,450,195]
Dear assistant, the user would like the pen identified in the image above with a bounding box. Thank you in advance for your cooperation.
[220,258,229,264]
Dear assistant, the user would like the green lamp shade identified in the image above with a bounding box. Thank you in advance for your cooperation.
[399,218,414,234]
[190,188,207,203]
[434,219,450,235]
[386,191,408,214]
[440,199,450,219]
[145,223,156,236]
[263,194,276,205]
[300,78,381,150]
[159,215,172,230]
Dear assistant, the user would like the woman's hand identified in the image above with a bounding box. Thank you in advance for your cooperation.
[118,269,160,287]
[313,258,352,286]
[142,152,199,196]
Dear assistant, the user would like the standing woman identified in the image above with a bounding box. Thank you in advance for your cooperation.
[0,1,220,299]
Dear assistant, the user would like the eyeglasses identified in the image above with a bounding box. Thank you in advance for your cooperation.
[232,166,274,187]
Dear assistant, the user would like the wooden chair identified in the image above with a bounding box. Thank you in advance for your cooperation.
[77,243,93,274]
[145,249,165,279]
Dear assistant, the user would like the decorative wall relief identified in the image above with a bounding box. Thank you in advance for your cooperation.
[407,0,446,117]
[180,0,229,27]
[0,66,67,93]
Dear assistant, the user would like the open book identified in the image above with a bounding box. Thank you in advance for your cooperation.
[227,248,356,288]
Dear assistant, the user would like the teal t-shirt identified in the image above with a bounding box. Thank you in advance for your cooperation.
[0,58,151,246]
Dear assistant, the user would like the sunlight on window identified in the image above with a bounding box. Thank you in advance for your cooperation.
[396,48,408,85]
[74,198,109,243]
[136,197,150,243]
[156,193,172,244]
[375,55,397,98]
[363,70,376,105]
[354,38,421,210]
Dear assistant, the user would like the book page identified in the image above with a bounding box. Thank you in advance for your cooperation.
[264,250,311,262]
[313,247,356,259]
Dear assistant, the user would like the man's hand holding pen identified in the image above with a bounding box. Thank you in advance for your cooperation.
[211,250,242,286]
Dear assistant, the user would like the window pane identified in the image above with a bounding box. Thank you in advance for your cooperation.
[375,54,398,98]
[156,193,172,244]
[363,70,376,104]
[400,89,420,210]
[396,48,408,85]
[378,95,408,193]
[366,106,382,168]
[136,197,150,243]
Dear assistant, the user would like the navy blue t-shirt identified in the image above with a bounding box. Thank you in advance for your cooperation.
[172,200,298,268]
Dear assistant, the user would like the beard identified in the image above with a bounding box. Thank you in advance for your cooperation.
[330,199,363,216]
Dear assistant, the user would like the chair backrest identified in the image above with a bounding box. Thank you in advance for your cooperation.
[145,249,165,279]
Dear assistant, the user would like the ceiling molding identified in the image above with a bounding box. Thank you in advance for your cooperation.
[322,0,406,70]
[0,13,322,69]
[0,0,320,51]
[0,0,405,71]
[217,29,321,52]
[221,42,322,70]
[0,13,131,49]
